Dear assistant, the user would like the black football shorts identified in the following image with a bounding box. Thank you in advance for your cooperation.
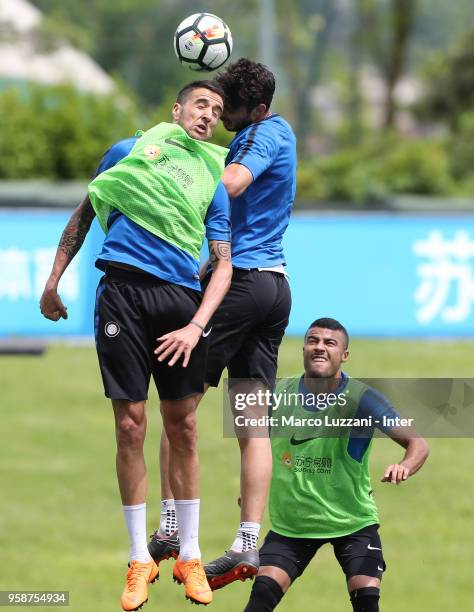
[94,267,209,402]
[204,269,291,389]
[259,524,386,583]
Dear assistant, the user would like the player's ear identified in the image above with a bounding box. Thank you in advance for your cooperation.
[250,103,267,122]
[341,349,349,363]
[171,102,181,123]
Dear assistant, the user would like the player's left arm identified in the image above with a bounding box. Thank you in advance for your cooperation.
[154,240,232,367]
[360,388,430,484]
[155,182,232,367]
[381,427,430,484]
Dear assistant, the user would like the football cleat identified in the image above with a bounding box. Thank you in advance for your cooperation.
[204,549,259,590]
[120,559,159,611]
[173,557,213,605]
[148,530,180,563]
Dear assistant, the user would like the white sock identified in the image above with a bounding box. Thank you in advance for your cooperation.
[230,522,260,552]
[159,499,178,536]
[174,499,201,561]
[123,503,152,563]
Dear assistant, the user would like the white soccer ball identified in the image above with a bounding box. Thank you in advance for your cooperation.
[174,13,233,72]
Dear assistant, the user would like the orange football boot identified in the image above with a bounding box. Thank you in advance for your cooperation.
[120,559,159,611]
[173,557,213,605]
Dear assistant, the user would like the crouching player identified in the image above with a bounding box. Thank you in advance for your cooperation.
[244,318,429,612]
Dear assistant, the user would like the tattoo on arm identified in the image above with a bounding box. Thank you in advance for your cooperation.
[209,240,231,268]
[58,196,96,261]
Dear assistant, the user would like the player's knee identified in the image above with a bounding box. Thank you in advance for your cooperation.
[164,411,197,451]
[116,416,146,450]
[243,576,284,612]
[350,587,380,612]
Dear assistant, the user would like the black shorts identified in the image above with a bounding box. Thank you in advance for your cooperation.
[205,269,291,389]
[94,267,209,402]
[259,525,386,583]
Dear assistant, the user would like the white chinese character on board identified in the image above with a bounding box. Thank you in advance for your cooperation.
[33,248,80,301]
[0,248,32,300]
[413,230,474,324]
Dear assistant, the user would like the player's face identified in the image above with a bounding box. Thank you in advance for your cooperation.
[221,105,253,132]
[303,327,349,379]
[172,88,224,141]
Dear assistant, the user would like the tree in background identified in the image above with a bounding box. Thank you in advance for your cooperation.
[383,0,417,127]
[0,85,139,179]
[32,0,258,105]
[416,30,474,129]
[416,30,474,185]
[352,0,417,129]
[9,1,473,197]
[276,0,336,155]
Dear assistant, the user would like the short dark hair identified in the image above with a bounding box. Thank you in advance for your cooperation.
[216,57,275,111]
[176,80,224,104]
[305,318,349,349]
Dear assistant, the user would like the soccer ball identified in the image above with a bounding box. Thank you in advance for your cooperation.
[174,13,233,72]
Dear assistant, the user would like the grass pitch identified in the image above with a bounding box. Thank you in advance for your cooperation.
[1,338,473,611]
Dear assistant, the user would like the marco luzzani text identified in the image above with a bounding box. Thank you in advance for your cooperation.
[233,390,413,429]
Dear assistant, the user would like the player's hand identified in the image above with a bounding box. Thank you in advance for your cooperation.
[155,324,202,367]
[39,285,68,321]
[381,463,410,484]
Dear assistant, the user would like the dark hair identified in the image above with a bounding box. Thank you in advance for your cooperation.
[176,80,224,104]
[216,57,275,111]
[305,318,349,349]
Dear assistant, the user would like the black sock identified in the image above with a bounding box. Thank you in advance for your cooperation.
[244,576,284,612]
[350,587,380,612]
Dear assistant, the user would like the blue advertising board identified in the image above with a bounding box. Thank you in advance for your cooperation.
[1,210,474,338]
[0,210,103,337]
[284,214,474,336]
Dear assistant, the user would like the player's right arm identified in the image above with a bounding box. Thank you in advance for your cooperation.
[39,138,137,321]
[222,163,254,197]
[222,120,281,197]
[39,195,96,321]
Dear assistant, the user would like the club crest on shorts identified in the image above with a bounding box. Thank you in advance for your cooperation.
[105,321,120,337]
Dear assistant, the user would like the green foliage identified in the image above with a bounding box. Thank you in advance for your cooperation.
[447,111,474,181]
[416,29,474,127]
[0,84,139,179]
[0,82,230,180]
[380,139,452,195]
[0,88,54,178]
[413,0,474,66]
[296,136,456,204]
[297,147,388,204]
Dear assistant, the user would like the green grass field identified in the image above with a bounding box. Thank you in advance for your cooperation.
[2,338,473,611]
